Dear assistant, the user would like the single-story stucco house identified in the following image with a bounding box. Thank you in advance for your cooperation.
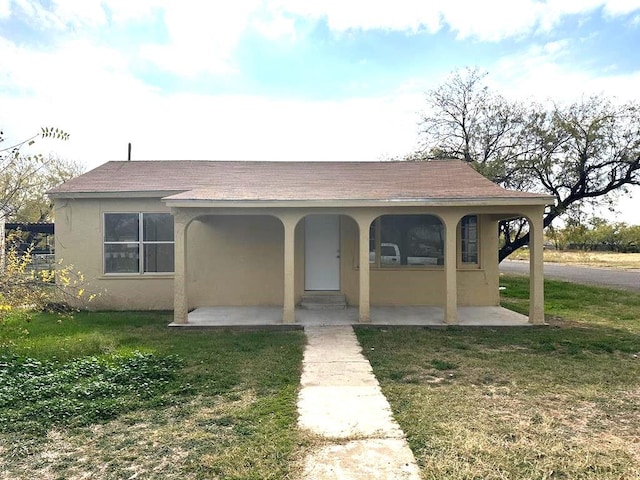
[48,160,553,325]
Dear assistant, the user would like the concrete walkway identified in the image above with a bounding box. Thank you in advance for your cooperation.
[298,325,420,479]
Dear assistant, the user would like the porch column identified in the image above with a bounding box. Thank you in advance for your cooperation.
[528,208,545,324]
[442,214,461,325]
[355,214,376,323]
[278,213,303,324]
[172,211,191,324]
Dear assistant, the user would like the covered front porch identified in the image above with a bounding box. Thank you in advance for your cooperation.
[169,305,531,328]
[166,203,547,327]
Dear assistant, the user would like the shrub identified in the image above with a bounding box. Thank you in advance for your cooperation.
[0,232,95,322]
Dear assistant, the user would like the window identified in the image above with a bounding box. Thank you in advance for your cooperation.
[369,215,444,266]
[104,213,174,274]
[461,215,478,264]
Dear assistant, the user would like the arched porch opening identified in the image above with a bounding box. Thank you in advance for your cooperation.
[186,213,287,307]
[495,212,545,324]
[367,213,447,308]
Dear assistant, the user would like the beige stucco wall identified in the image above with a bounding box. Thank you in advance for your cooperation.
[187,213,499,307]
[55,199,515,310]
[187,215,291,306]
[339,215,500,307]
[54,197,174,310]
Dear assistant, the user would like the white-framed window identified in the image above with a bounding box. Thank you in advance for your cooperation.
[461,215,478,264]
[369,215,445,267]
[104,213,174,274]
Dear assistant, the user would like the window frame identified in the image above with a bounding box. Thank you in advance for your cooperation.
[103,212,175,276]
[459,214,480,268]
[366,215,445,269]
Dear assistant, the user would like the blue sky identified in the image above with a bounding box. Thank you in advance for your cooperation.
[1,0,640,223]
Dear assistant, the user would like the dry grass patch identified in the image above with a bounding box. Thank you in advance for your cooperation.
[356,281,640,479]
[511,250,640,269]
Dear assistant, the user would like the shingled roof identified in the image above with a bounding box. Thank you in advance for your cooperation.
[48,160,553,204]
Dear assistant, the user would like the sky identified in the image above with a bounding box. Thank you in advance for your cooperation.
[1,0,639,224]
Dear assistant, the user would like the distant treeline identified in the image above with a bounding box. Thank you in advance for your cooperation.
[547,219,640,253]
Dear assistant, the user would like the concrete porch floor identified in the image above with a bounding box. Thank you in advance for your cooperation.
[169,306,531,328]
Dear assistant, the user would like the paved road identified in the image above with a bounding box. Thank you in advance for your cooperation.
[500,260,640,292]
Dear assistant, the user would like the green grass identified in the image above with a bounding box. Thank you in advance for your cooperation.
[355,277,640,480]
[0,311,306,479]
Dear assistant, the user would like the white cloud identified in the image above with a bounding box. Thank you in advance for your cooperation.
[138,0,262,76]
[0,0,10,18]
[275,0,442,33]
[49,0,107,28]
[10,0,61,29]
[440,0,543,41]
[490,40,640,102]
[6,0,639,81]
[9,0,163,28]
[101,0,163,24]
[274,0,639,41]
[252,11,297,40]
[602,0,640,15]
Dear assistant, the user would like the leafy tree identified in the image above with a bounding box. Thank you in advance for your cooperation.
[10,155,83,222]
[1,128,94,320]
[558,217,640,252]
[415,68,640,261]
[1,128,78,222]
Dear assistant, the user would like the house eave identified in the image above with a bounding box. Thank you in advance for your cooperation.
[48,190,185,200]
[162,196,555,209]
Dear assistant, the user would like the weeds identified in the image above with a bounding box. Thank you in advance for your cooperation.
[0,351,181,433]
[0,311,306,479]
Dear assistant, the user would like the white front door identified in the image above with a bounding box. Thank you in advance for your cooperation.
[305,215,340,290]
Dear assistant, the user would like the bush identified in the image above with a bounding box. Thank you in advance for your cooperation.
[0,232,95,322]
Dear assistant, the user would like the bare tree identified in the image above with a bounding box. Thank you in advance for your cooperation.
[416,68,640,261]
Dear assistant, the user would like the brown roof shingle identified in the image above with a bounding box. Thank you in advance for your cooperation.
[48,160,552,203]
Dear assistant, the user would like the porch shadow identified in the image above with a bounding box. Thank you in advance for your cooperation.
[169,306,530,328]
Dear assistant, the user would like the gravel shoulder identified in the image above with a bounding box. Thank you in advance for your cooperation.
[500,260,640,292]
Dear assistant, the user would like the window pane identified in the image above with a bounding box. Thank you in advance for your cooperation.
[368,222,376,263]
[144,243,175,273]
[105,214,139,242]
[380,215,444,266]
[144,213,174,242]
[462,215,478,263]
[105,243,140,273]
[381,245,396,256]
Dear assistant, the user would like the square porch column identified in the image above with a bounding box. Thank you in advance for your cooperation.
[443,215,460,325]
[529,210,546,324]
[358,219,371,323]
[278,213,303,324]
[172,214,189,324]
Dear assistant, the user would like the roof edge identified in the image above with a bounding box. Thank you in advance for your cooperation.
[48,190,186,199]
[162,197,555,209]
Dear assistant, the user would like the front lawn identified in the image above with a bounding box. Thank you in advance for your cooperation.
[0,312,306,479]
[356,277,640,479]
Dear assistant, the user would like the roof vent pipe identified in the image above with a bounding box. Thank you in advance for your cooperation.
[127,142,131,161]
